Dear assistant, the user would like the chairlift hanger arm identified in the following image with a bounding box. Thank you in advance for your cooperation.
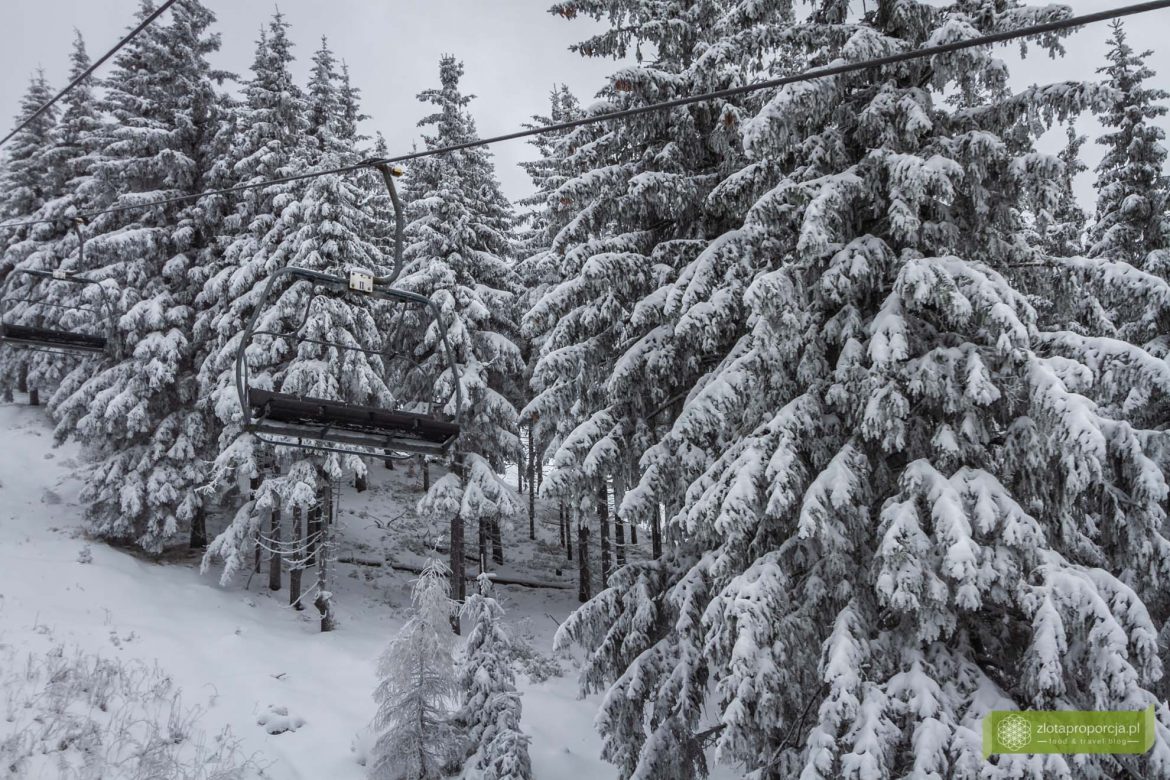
[253,265,436,308]
[364,163,464,429]
[364,161,405,286]
[20,268,87,282]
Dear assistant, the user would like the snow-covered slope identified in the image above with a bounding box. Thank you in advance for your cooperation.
[0,400,611,779]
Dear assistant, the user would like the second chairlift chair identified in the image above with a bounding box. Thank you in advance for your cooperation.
[0,219,117,357]
[234,162,462,458]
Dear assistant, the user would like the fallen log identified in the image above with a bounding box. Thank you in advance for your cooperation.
[384,560,572,590]
[337,554,383,567]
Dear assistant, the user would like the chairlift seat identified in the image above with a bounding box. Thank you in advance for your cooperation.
[0,322,107,353]
[247,389,459,455]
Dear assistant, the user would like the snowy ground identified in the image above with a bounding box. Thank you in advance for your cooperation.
[0,399,620,779]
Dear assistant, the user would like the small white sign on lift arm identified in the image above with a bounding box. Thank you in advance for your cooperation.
[348,268,374,293]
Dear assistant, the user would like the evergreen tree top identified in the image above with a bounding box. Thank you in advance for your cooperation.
[1097,19,1165,98]
[337,61,368,144]
[0,71,58,223]
[306,36,344,160]
[416,55,477,150]
[401,53,521,473]
[57,33,99,144]
[1089,19,1170,270]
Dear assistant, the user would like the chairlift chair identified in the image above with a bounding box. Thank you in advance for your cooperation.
[234,162,463,458]
[0,220,116,357]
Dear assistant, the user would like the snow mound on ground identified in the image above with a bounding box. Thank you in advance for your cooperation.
[257,704,306,735]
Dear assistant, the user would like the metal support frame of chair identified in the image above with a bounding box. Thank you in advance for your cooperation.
[0,220,117,357]
[234,162,464,459]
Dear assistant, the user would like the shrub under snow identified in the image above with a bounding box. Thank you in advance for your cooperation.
[0,642,259,779]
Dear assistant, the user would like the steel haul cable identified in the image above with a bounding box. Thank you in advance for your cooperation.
[1,0,1169,231]
[0,0,182,151]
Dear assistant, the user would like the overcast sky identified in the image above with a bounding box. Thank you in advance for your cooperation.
[1,1,1167,205]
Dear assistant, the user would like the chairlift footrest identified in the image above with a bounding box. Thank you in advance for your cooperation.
[0,323,107,353]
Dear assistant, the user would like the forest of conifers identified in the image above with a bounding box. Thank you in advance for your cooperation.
[2,1,1169,778]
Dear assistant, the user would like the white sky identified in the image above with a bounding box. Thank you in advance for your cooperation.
[0,1,1167,206]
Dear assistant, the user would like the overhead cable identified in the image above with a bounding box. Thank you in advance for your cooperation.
[2,0,1168,231]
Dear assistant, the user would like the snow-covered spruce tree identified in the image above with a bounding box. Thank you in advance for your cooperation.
[1083,18,1170,708]
[0,70,60,402]
[370,559,461,780]
[1009,126,1088,334]
[1088,20,1170,278]
[455,574,532,780]
[0,71,56,229]
[18,33,109,411]
[197,11,306,553]
[39,34,103,208]
[404,55,522,611]
[555,2,1170,778]
[1070,20,1170,420]
[203,36,385,629]
[515,85,582,543]
[1041,126,1088,260]
[0,36,110,412]
[527,0,799,600]
[337,61,367,147]
[52,0,228,553]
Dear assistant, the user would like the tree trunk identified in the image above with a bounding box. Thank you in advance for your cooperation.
[577,506,591,603]
[449,453,465,634]
[562,502,572,561]
[527,426,536,541]
[614,513,626,567]
[491,518,504,566]
[188,506,207,550]
[656,399,680,559]
[478,517,489,572]
[315,480,334,631]
[268,497,282,592]
[598,478,611,587]
[613,468,627,565]
[422,456,430,492]
[652,503,663,560]
[251,475,263,574]
[28,387,39,407]
[626,456,638,545]
[307,497,322,568]
[558,500,565,550]
[289,506,304,610]
[17,364,27,394]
